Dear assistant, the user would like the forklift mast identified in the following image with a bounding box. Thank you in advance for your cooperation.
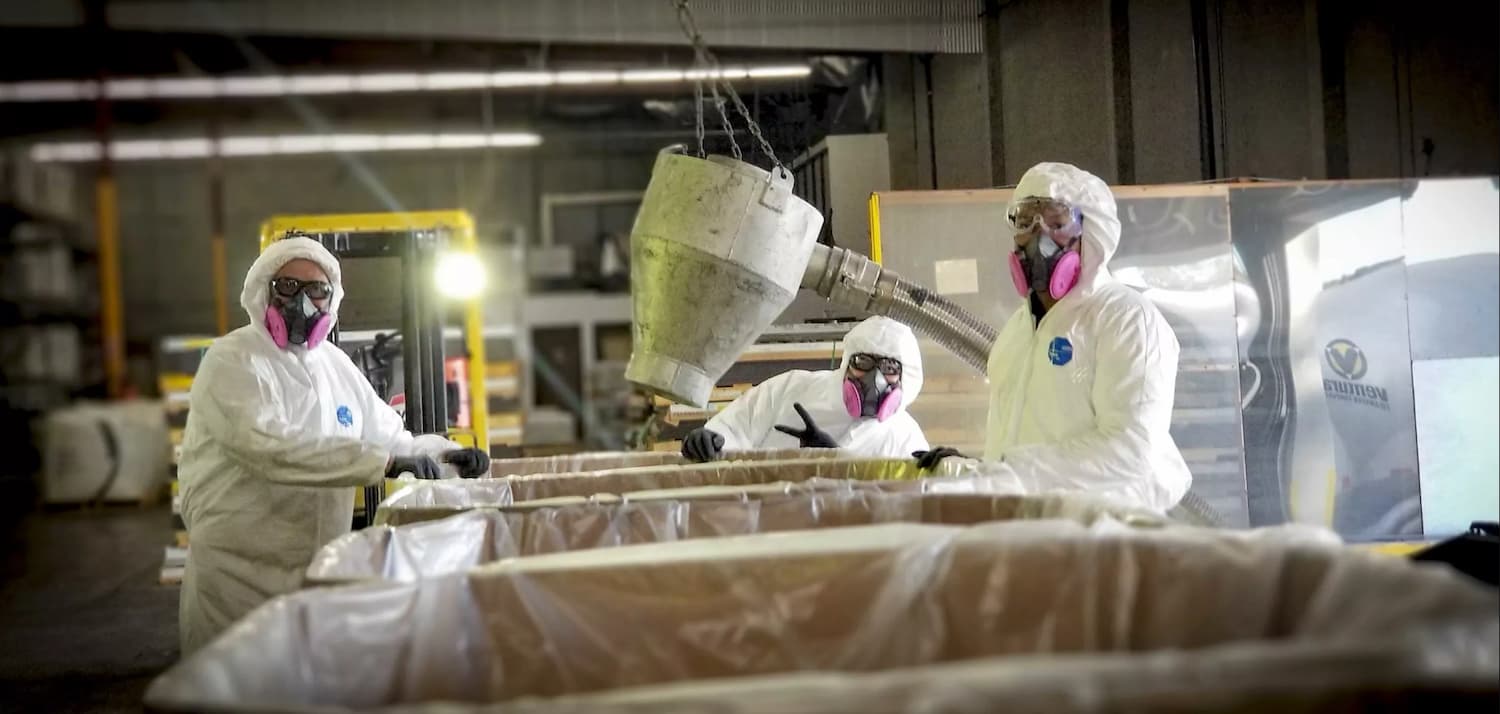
[258,211,489,526]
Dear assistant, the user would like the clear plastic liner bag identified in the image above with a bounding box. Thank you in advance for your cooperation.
[149,520,1496,713]
[308,490,1169,585]
[375,457,975,527]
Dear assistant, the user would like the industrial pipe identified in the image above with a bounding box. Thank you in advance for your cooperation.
[800,244,997,374]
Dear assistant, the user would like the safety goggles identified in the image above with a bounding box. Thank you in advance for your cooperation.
[848,353,902,377]
[1006,197,1084,242]
[269,277,333,301]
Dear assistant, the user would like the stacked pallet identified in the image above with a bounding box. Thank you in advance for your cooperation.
[481,326,524,453]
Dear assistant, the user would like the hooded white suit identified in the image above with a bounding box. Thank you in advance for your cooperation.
[977,163,1192,512]
[705,316,929,456]
[177,237,456,654]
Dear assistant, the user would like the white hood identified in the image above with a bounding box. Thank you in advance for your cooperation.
[837,316,924,411]
[241,237,345,332]
[702,315,930,457]
[1011,162,1121,296]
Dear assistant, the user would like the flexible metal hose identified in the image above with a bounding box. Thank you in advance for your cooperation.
[801,244,996,374]
[875,275,998,374]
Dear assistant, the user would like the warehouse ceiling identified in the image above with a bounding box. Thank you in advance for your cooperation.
[0,0,985,54]
[0,23,883,160]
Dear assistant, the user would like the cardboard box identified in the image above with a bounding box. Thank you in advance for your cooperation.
[375,454,951,526]
[148,521,1498,712]
[308,491,1165,585]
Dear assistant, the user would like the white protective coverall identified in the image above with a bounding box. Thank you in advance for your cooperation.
[177,237,457,654]
[978,162,1191,512]
[704,316,930,456]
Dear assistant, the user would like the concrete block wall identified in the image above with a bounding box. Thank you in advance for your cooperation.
[886,0,1499,189]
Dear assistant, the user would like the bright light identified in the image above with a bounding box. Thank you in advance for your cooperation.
[490,71,555,88]
[13,80,97,101]
[435,252,486,300]
[287,75,355,95]
[554,70,621,85]
[0,64,813,102]
[621,69,686,83]
[29,131,544,162]
[219,76,286,96]
[747,65,813,79]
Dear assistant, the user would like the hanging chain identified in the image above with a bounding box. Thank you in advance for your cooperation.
[672,0,784,172]
[692,74,705,157]
[708,80,742,160]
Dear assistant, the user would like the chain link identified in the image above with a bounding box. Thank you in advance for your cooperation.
[672,0,784,172]
[709,82,742,161]
[691,75,705,157]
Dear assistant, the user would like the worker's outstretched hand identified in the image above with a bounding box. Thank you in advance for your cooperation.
[774,403,840,449]
[682,428,725,463]
[443,448,491,478]
[386,454,442,480]
[913,447,965,471]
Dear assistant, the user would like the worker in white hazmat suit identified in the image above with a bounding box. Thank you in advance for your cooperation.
[917,162,1192,512]
[681,316,929,461]
[177,237,492,654]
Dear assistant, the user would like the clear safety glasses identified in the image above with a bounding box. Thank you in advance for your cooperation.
[269,277,332,300]
[848,353,902,377]
[1006,196,1084,248]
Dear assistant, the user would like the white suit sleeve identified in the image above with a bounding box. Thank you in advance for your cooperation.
[993,308,1186,511]
[191,350,389,488]
[339,354,463,467]
[892,417,931,456]
[703,373,795,450]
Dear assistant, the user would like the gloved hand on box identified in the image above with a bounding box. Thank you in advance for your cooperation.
[443,448,491,478]
[682,428,725,463]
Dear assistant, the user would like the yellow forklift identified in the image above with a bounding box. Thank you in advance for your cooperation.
[258,210,489,527]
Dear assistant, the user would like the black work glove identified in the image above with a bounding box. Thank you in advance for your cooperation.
[774,403,840,449]
[386,454,442,480]
[682,428,725,463]
[913,447,965,471]
[443,448,491,478]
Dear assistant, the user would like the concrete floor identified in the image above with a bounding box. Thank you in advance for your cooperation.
[0,505,179,713]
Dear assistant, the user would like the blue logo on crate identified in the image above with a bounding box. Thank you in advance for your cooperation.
[1048,337,1073,366]
[336,405,354,427]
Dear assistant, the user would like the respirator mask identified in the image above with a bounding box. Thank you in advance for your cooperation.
[1006,196,1084,300]
[265,277,333,349]
[842,353,902,422]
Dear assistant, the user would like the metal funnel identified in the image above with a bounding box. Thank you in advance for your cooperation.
[625,148,824,407]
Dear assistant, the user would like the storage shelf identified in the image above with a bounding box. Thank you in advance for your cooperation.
[0,299,96,325]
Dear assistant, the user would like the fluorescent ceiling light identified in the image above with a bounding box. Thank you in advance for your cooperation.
[0,65,812,102]
[29,132,543,162]
[621,69,687,83]
[489,71,556,88]
[220,76,286,96]
[287,75,356,95]
[423,73,490,91]
[553,70,622,85]
[152,77,218,97]
[747,65,813,79]
[13,80,97,101]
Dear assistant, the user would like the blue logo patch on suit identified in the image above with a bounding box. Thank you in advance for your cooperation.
[1048,337,1073,366]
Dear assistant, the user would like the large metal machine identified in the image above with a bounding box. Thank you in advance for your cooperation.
[258,210,488,526]
[624,146,996,409]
